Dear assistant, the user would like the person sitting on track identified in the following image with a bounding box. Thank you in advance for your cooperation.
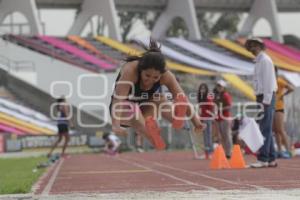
[102,132,122,155]
[109,38,206,150]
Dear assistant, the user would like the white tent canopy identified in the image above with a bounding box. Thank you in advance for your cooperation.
[0,98,50,121]
[133,37,251,75]
[0,106,57,131]
[167,38,300,88]
[167,38,254,72]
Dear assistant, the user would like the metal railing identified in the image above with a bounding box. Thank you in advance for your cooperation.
[0,54,36,72]
[0,22,45,35]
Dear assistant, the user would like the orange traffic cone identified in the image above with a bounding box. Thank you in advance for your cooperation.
[229,145,246,169]
[172,95,188,129]
[145,116,166,150]
[210,145,231,169]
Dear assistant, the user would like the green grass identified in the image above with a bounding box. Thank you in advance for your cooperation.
[0,157,47,194]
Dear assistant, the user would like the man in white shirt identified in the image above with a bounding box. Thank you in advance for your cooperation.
[245,38,278,168]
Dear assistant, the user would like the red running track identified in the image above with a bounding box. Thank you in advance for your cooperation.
[35,151,300,195]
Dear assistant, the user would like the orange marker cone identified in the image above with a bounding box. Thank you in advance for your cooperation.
[145,116,166,150]
[229,145,246,169]
[210,145,231,169]
[172,95,188,129]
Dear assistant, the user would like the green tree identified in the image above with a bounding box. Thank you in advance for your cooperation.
[209,13,241,38]
[118,11,159,41]
[166,17,189,38]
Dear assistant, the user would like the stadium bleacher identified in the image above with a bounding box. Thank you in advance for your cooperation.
[3,34,118,73]
[2,34,300,113]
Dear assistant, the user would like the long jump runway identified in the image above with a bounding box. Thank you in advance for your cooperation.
[35,151,300,195]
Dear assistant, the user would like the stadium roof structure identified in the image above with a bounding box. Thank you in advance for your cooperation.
[1,0,300,42]
[35,0,300,12]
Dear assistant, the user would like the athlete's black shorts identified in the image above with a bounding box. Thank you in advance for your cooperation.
[57,124,69,134]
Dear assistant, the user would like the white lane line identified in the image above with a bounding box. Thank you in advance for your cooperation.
[115,157,217,191]
[32,159,58,194]
[126,156,267,191]
[63,169,151,175]
[280,166,300,170]
[153,161,268,190]
[41,158,65,196]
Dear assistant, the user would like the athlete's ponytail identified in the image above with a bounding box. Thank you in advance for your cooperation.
[125,37,166,73]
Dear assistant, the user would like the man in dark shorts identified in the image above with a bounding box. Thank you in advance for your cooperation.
[47,97,73,158]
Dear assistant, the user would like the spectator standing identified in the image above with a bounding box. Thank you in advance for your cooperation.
[245,38,278,168]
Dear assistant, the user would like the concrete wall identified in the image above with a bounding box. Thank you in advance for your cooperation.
[0,38,117,128]
[0,67,109,133]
